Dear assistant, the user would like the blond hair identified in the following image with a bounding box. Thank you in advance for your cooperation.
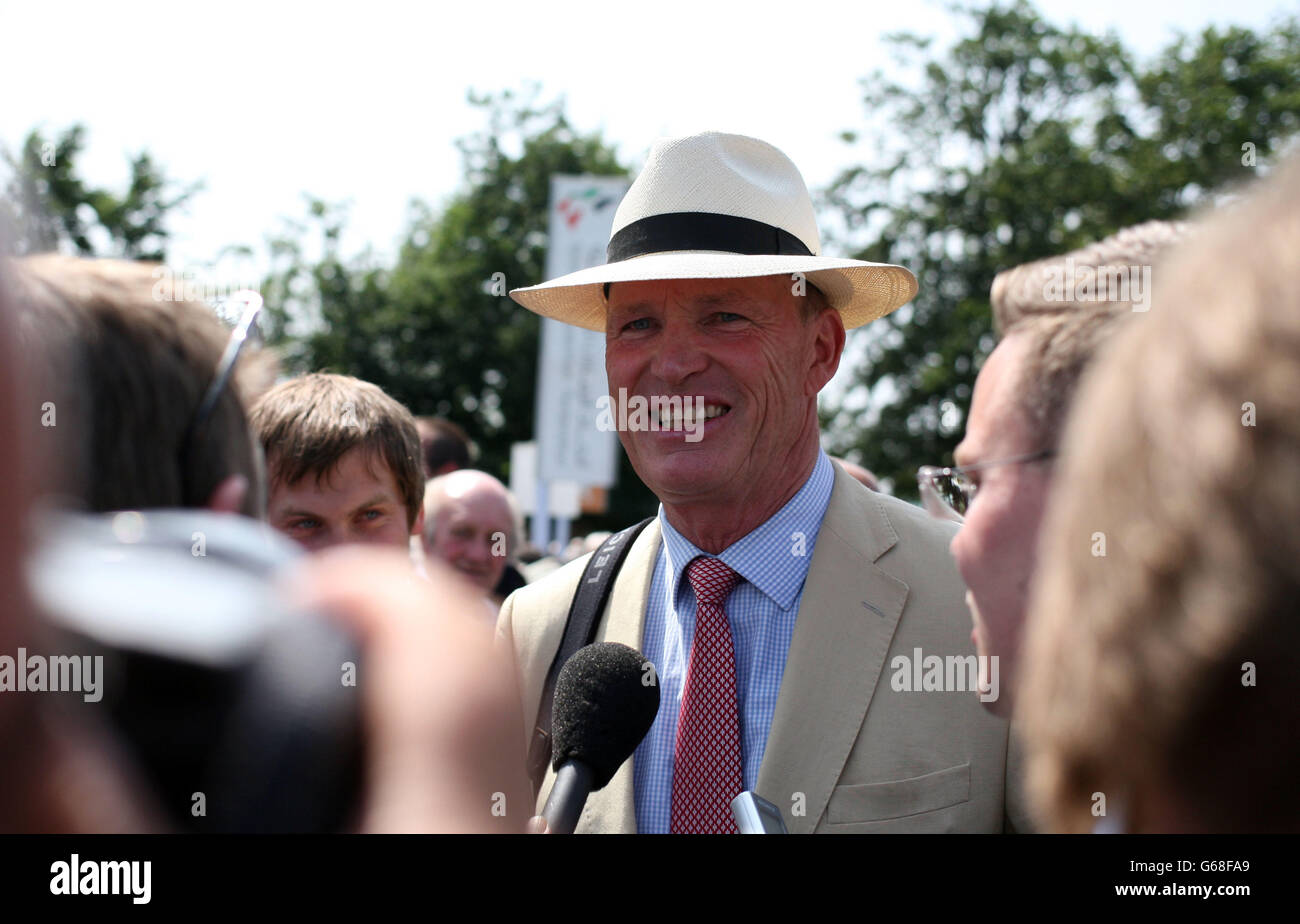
[989,221,1189,448]
[1019,159,1300,832]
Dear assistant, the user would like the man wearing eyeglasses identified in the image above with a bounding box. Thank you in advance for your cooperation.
[917,221,1188,716]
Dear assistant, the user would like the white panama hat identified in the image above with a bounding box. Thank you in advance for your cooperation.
[509,131,918,331]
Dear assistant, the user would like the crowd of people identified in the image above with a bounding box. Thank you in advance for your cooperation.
[0,130,1296,833]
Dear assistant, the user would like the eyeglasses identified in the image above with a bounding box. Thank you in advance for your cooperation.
[916,449,1055,523]
[193,290,264,430]
[179,290,264,500]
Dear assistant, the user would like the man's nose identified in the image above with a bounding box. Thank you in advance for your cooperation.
[649,321,709,385]
[466,537,492,563]
[309,524,347,552]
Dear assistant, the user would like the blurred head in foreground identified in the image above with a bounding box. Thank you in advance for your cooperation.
[939,220,1188,714]
[251,373,425,552]
[422,469,518,596]
[9,255,274,516]
[1,255,170,832]
[1020,156,1300,833]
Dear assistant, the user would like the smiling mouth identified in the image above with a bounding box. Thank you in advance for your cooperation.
[655,403,731,430]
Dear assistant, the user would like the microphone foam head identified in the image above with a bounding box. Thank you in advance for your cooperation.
[551,642,660,790]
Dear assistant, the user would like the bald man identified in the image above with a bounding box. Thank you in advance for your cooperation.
[422,470,520,601]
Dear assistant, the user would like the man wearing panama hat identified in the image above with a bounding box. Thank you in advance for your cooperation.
[499,132,1027,833]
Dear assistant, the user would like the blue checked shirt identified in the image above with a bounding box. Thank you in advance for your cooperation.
[633,451,835,833]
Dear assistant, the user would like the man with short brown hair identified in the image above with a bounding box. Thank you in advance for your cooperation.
[250,372,425,552]
[416,417,473,477]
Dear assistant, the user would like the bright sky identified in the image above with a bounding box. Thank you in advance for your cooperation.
[4,0,1291,279]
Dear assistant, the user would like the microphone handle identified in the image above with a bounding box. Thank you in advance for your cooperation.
[541,760,594,834]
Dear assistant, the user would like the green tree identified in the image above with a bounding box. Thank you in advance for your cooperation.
[259,196,391,378]
[822,1,1300,496]
[266,87,657,527]
[2,124,198,260]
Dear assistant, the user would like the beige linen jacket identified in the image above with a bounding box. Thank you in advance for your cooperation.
[498,462,1031,833]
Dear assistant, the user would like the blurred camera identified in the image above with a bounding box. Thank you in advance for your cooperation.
[26,509,363,833]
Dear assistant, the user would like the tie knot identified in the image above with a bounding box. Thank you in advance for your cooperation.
[686,556,741,607]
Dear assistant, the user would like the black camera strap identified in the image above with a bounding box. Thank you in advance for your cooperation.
[527,516,655,796]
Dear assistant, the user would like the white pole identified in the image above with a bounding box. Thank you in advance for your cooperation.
[531,479,550,552]
[555,514,572,557]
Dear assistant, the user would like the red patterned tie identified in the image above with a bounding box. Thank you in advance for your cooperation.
[671,556,743,834]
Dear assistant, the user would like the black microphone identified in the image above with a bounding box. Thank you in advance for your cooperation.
[542,642,660,834]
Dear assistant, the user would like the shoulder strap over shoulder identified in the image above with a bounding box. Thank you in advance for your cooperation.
[527,516,655,796]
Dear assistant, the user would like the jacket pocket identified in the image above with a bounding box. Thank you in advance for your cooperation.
[827,762,970,823]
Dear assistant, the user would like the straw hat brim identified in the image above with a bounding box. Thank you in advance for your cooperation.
[509,251,917,332]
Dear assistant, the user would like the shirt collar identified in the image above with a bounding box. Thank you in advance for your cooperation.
[659,451,835,612]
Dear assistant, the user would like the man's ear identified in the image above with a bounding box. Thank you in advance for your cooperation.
[206,474,249,515]
[806,307,846,395]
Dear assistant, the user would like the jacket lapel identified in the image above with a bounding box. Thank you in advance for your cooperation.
[576,517,662,834]
[755,466,910,833]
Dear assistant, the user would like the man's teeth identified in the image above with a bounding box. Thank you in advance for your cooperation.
[658,404,729,428]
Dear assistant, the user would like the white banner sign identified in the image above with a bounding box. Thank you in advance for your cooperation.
[533,175,628,488]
